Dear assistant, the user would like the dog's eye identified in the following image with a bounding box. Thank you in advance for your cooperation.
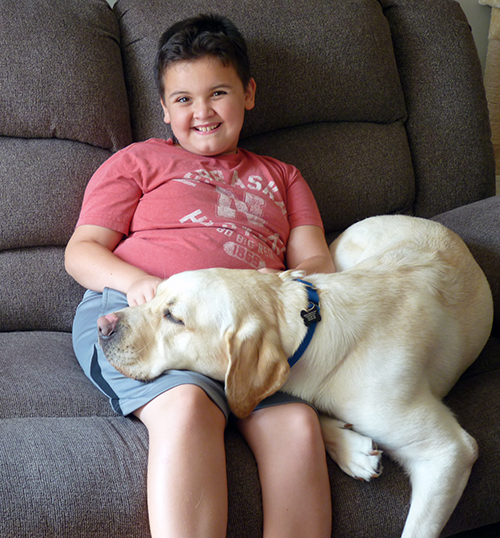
[164,309,184,325]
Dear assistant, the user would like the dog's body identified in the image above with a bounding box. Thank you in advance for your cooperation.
[98,215,493,538]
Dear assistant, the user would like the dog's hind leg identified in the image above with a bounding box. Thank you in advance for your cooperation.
[388,403,478,538]
[319,416,383,481]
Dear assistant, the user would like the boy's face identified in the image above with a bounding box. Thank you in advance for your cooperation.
[161,56,256,156]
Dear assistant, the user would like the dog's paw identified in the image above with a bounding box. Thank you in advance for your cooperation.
[319,417,383,482]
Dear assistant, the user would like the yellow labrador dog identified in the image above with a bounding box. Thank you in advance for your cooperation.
[98,215,493,538]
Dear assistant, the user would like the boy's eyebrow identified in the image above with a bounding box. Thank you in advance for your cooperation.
[167,83,235,101]
[167,90,190,100]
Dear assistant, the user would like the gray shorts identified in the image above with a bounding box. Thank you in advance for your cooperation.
[72,287,309,420]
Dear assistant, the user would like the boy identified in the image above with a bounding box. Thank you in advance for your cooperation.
[66,14,333,538]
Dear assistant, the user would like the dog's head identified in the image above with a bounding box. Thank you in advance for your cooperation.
[98,268,291,418]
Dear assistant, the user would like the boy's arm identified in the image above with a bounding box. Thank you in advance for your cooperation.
[65,224,163,306]
[285,225,336,275]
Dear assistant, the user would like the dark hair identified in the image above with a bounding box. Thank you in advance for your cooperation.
[155,14,252,99]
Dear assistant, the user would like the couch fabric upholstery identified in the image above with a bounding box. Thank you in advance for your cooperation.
[0,0,499,536]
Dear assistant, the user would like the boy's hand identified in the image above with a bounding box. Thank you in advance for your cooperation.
[127,276,164,306]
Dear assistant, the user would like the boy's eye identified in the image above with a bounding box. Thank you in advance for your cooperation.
[176,96,189,104]
[212,90,227,97]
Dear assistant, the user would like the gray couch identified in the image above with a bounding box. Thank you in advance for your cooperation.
[1,0,499,536]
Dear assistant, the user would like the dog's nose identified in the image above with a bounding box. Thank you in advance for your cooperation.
[97,313,119,339]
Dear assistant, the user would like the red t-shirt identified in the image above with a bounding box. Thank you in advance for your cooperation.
[77,139,324,279]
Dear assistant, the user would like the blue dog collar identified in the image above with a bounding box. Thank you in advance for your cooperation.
[288,279,321,368]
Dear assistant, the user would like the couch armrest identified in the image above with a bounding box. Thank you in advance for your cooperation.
[432,196,500,335]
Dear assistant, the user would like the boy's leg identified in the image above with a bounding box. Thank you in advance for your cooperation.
[134,384,228,538]
[238,403,332,538]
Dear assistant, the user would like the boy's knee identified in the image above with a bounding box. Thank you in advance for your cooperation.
[288,404,323,447]
[246,403,323,451]
[178,384,224,421]
[282,406,329,472]
[136,384,225,430]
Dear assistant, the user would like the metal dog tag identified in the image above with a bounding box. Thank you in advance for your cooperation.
[301,304,321,327]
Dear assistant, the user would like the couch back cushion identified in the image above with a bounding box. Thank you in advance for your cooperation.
[0,0,133,331]
[0,0,131,152]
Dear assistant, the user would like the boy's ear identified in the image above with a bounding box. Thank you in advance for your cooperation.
[160,98,171,124]
[245,78,257,111]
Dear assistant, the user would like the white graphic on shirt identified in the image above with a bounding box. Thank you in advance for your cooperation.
[179,168,287,269]
[179,209,214,227]
[184,169,225,183]
[247,176,286,215]
[172,178,199,187]
[266,233,286,256]
[223,242,266,269]
[183,170,287,215]
[216,187,266,227]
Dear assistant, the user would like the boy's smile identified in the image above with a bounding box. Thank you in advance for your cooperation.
[161,56,256,156]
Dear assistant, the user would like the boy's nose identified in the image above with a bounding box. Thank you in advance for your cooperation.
[193,99,213,119]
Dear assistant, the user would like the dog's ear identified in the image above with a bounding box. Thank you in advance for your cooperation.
[224,318,290,419]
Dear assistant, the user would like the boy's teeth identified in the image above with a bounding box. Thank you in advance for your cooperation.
[197,124,218,132]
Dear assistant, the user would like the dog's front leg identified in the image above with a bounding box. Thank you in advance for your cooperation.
[319,416,382,481]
